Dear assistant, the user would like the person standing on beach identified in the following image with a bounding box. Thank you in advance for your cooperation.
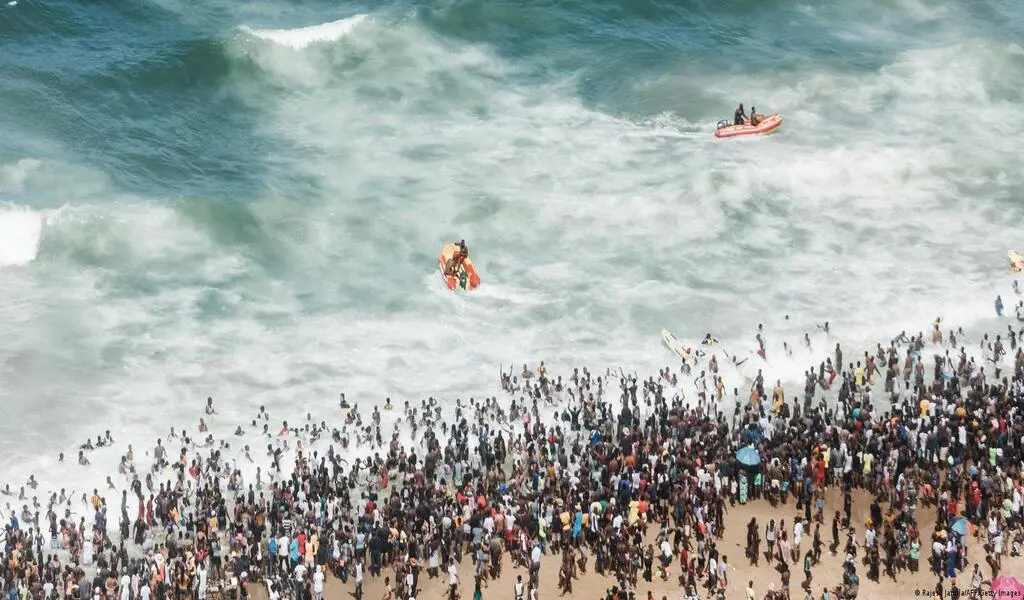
[448,561,459,600]
[765,519,777,563]
[793,519,803,563]
[355,560,364,600]
[312,566,324,600]
[746,518,760,566]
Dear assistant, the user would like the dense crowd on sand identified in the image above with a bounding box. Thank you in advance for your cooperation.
[3,308,1024,600]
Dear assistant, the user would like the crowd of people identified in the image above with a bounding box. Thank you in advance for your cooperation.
[2,314,1024,600]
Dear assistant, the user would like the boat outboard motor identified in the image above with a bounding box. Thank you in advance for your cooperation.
[716,120,730,130]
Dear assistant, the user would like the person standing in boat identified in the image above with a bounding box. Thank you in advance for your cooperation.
[734,103,747,125]
[446,240,469,278]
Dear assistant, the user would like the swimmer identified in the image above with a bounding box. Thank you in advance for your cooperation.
[205,396,216,415]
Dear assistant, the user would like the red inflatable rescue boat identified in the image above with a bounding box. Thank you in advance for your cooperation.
[715,113,783,138]
[438,243,481,291]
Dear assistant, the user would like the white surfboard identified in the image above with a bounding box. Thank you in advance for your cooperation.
[1010,249,1023,273]
[661,329,692,362]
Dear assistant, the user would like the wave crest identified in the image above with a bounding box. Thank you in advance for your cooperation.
[0,203,43,268]
[240,14,369,50]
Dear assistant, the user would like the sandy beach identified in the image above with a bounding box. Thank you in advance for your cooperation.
[246,487,1020,600]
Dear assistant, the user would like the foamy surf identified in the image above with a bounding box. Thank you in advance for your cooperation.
[0,204,43,268]
[241,14,368,50]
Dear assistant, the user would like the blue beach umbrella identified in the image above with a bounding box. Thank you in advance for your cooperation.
[950,517,969,536]
[736,445,761,467]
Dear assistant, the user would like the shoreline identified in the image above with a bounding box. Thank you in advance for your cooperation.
[1,309,1023,600]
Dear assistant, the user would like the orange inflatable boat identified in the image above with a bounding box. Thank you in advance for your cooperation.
[438,243,481,291]
[715,113,783,138]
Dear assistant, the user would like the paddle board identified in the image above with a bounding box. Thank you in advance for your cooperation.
[661,329,692,362]
[1010,250,1023,273]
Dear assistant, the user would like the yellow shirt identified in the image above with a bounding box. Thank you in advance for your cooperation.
[628,500,640,526]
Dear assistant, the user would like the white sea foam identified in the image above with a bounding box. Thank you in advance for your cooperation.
[240,14,368,50]
[0,204,43,267]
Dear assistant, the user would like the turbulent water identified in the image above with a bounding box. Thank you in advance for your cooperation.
[1,0,1023,483]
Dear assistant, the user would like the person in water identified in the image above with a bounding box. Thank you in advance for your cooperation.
[734,103,747,126]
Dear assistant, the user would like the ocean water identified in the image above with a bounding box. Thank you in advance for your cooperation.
[1,0,1023,491]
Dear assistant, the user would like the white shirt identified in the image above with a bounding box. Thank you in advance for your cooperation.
[313,570,324,593]
[531,546,541,564]
[448,564,459,586]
